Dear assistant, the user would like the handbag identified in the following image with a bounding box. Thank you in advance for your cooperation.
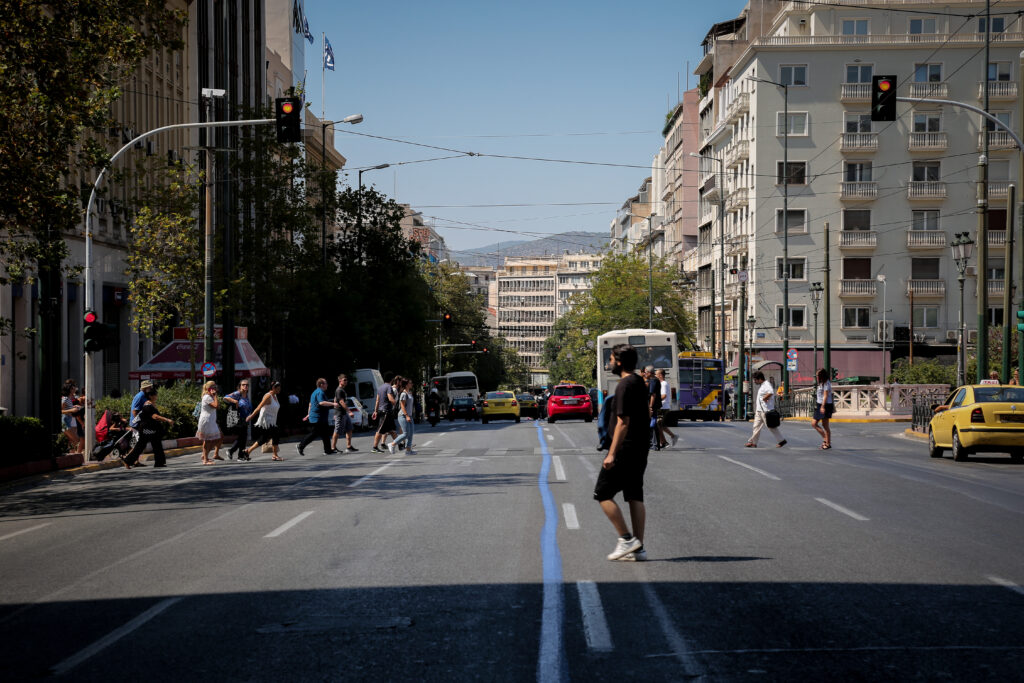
[226,406,239,429]
[765,409,782,429]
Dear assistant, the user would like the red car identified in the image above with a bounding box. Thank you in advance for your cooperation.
[546,384,593,423]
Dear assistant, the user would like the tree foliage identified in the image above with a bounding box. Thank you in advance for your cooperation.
[888,357,955,386]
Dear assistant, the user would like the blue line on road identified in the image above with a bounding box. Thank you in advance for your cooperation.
[536,420,566,683]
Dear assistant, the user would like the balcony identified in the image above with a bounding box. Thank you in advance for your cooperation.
[906,229,947,249]
[979,130,1017,152]
[907,131,948,152]
[839,279,877,298]
[838,230,877,250]
[840,181,878,201]
[726,186,750,211]
[726,234,748,256]
[979,80,1018,101]
[702,174,721,203]
[726,92,749,123]
[988,230,1007,249]
[988,181,1010,202]
[908,181,947,200]
[908,82,949,100]
[756,30,1024,49]
[840,132,878,153]
[907,279,946,298]
[725,140,749,168]
[840,83,871,103]
[987,279,1006,297]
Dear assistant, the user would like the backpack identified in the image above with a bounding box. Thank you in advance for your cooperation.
[193,401,202,419]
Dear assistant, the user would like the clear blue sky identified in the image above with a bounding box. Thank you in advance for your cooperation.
[303,0,749,259]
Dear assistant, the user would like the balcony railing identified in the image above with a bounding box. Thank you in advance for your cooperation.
[840,132,878,152]
[987,279,1005,296]
[702,174,720,202]
[756,32,1024,48]
[988,181,1010,201]
[726,186,750,211]
[840,83,871,102]
[979,130,1016,151]
[988,230,1007,248]
[908,82,949,99]
[839,279,877,297]
[979,80,1017,100]
[906,229,947,249]
[726,92,749,123]
[839,230,877,249]
[907,279,946,297]
[725,140,749,168]
[840,181,878,200]
[908,131,948,151]
[908,181,947,200]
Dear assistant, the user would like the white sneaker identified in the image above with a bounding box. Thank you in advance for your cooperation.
[616,547,647,562]
[607,536,642,561]
[670,434,678,447]
[387,442,396,455]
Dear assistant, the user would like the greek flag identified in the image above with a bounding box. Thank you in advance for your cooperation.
[303,17,314,44]
[324,37,335,71]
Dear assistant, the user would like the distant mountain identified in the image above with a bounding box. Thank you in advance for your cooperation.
[454,231,609,267]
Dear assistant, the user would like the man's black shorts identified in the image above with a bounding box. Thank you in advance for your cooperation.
[376,411,396,434]
[593,448,649,502]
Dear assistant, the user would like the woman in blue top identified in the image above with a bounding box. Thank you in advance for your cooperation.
[812,368,834,449]
[224,379,253,460]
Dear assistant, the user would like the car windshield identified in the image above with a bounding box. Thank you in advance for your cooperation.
[974,387,1024,403]
[486,391,512,399]
[553,386,586,396]
[453,397,474,405]
[517,394,533,401]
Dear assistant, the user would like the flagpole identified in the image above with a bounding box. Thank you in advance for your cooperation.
[321,32,325,123]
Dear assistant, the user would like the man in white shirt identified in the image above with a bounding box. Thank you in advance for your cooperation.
[745,371,786,448]
[655,369,677,447]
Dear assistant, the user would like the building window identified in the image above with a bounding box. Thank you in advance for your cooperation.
[843,306,871,328]
[845,112,872,132]
[985,111,1012,131]
[776,257,806,281]
[843,257,872,279]
[845,161,872,182]
[777,111,808,136]
[914,63,943,83]
[987,257,1005,280]
[845,64,873,84]
[979,17,1005,33]
[842,19,869,35]
[987,307,1005,325]
[913,113,941,132]
[843,209,871,231]
[777,161,807,185]
[912,161,940,181]
[913,306,939,328]
[911,257,940,279]
[780,64,808,86]
[776,306,807,328]
[909,18,937,34]
[912,210,940,231]
[988,61,1012,81]
[775,209,807,234]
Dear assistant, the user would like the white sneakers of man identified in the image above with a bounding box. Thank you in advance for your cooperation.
[607,536,643,561]
[387,443,396,454]
[617,548,647,562]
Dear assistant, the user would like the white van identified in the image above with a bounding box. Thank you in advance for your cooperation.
[352,369,386,413]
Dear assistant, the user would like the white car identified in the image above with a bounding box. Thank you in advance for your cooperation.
[346,397,369,431]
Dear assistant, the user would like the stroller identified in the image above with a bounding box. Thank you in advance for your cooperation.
[91,410,137,461]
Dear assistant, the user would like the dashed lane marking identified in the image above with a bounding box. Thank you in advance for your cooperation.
[349,460,398,488]
[0,523,51,542]
[815,497,870,521]
[717,456,781,481]
[576,581,613,652]
[264,511,315,538]
[552,456,566,481]
[562,503,580,530]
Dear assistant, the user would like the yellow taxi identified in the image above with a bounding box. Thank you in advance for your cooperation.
[928,384,1024,462]
[481,391,520,424]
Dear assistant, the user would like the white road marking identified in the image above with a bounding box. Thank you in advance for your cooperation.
[0,523,50,542]
[577,454,598,476]
[987,575,1024,597]
[349,460,396,488]
[562,503,580,530]
[420,440,433,448]
[552,456,566,481]
[546,433,554,441]
[576,581,613,652]
[51,597,182,676]
[264,511,315,538]
[718,456,781,481]
[556,426,578,449]
[815,497,870,521]
[642,582,702,675]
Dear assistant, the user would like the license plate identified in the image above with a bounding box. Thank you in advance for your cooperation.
[999,414,1024,423]
[564,399,577,405]
[493,401,505,407]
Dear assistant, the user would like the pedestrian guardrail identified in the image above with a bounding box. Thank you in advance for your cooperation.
[911,398,935,432]
[777,393,815,419]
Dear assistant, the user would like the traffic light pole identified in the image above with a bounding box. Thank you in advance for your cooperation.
[82,117,274,459]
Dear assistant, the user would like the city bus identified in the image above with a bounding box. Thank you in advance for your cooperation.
[676,351,724,421]
[596,329,681,423]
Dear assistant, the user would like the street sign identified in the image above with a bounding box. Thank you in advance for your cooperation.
[201,362,217,378]
[787,360,798,371]
[737,270,748,283]
[786,348,798,360]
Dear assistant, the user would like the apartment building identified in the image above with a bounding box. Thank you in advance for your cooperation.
[398,207,449,263]
[610,177,661,255]
[557,253,603,317]
[654,88,702,262]
[692,0,1023,385]
[460,266,498,333]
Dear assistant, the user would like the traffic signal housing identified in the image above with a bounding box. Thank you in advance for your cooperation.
[831,367,839,381]
[83,310,116,353]
[871,75,897,122]
[275,97,302,143]
[1017,310,1024,332]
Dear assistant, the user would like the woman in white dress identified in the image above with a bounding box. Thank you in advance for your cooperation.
[245,381,284,461]
[196,380,223,464]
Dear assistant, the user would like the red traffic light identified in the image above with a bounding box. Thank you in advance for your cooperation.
[443,313,452,321]
[281,101,294,115]
[84,310,98,324]
[877,79,892,92]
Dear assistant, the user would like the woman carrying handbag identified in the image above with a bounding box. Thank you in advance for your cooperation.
[812,368,835,449]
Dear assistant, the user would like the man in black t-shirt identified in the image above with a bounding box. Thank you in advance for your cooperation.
[594,344,651,561]
[645,365,666,449]
[331,374,358,453]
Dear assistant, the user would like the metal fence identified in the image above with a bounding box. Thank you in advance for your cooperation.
[777,392,815,419]
[911,398,935,432]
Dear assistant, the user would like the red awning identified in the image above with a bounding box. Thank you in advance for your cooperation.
[129,338,269,381]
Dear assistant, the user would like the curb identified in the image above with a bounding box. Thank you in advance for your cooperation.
[784,416,912,424]
[903,428,929,440]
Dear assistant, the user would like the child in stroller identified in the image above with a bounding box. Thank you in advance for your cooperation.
[92,410,136,461]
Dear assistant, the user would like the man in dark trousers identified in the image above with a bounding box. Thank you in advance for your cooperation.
[298,378,335,456]
[595,343,651,561]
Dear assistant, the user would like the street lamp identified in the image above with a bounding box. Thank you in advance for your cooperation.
[951,232,976,387]
[320,114,364,265]
[357,163,391,234]
[877,273,887,386]
[748,75,790,395]
[691,152,726,366]
[809,282,824,375]
[746,313,756,420]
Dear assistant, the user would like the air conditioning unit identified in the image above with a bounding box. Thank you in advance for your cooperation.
[965,266,977,277]
[876,320,894,342]
[913,333,927,343]
[946,329,958,341]
[967,329,978,344]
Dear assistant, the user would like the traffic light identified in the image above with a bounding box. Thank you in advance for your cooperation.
[471,339,477,349]
[83,310,115,353]
[1017,310,1024,332]
[831,367,839,381]
[275,97,302,143]
[481,347,488,354]
[871,75,897,122]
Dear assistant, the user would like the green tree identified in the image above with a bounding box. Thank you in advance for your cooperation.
[887,357,955,386]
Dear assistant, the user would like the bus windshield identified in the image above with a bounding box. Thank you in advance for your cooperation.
[601,346,674,370]
[448,375,477,390]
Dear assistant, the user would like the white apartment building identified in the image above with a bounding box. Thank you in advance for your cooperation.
[557,253,603,317]
[693,0,1023,386]
[609,178,659,254]
[655,88,702,263]
[460,266,498,333]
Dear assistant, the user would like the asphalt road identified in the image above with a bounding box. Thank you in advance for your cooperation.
[1,416,1022,681]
